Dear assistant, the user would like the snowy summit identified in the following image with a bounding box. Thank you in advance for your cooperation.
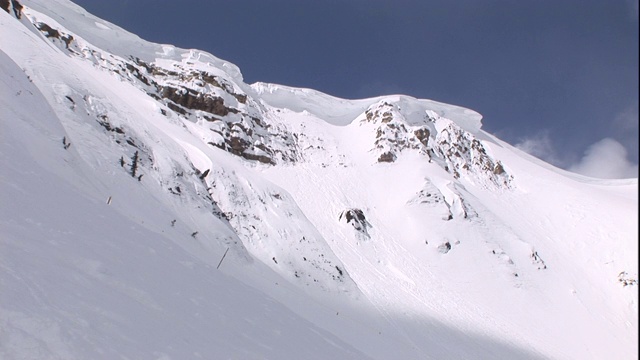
[0,1,637,359]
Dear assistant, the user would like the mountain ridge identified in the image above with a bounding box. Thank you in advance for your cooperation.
[1,1,637,359]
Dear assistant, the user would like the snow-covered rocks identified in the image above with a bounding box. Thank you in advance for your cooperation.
[0,0,22,18]
[618,271,638,287]
[205,165,356,293]
[437,241,452,254]
[407,178,453,221]
[357,99,512,189]
[530,250,547,270]
[360,100,432,163]
[338,208,371,240]
[433,117,511,188]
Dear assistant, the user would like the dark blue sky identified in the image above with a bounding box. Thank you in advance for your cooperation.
[72,0,639,174]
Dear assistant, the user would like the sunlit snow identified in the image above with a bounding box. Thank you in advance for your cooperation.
[1,1,637,359]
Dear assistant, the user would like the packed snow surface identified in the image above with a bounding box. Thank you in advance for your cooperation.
[1,1,637,359]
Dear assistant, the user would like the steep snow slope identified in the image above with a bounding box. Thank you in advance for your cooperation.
[1,1,637,359]
[0,38,373,360]
[258,105,638,360]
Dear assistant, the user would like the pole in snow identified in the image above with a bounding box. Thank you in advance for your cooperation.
[217,247,230,270]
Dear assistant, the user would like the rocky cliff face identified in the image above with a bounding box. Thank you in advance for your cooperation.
[0,0,23,18]
[11,5,517,291]
[28,13,299,166]
[26,9,510,187]
[360,100,512,188]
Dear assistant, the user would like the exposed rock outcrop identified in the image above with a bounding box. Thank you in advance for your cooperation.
[339,208,371,239]
[1,0,22,18]
[360,100,512,189]
[618,271,637,287]
[362,101,432,163]
[29,17,298,166]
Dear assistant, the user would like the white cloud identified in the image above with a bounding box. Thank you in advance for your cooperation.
[613,103,639,160]
[514,132,563,166]
[569,138,638,179]
[614,103,639,134]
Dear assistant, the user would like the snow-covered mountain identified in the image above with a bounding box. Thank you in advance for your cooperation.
[1,1,637,359]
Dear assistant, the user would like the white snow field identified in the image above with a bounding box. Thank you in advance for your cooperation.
[1,1,637,359]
